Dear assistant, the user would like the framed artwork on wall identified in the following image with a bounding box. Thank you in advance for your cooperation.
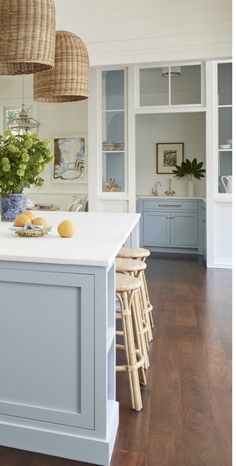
[52,135,87,183]
[156,142,184,174]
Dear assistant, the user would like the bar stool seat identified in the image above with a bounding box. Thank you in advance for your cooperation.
[117,247,154,331]
[116,257,147,273]
[117,247,150,260]
[116,257,153,344]
[116,273,145,411]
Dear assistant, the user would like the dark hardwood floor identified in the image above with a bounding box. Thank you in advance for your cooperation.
[0,254,232,466]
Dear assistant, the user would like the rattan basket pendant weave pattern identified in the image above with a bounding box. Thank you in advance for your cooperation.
[0,0,56,75]
[34,30,89,102]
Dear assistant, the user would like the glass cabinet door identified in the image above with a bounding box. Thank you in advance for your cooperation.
[217,62,232,194]
[139,64,202,107]
[102,70,126,193]
[171,65,201,105]
[139,67,169,106]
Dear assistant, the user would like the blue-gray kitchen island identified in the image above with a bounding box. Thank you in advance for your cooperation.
[0,211,140,466]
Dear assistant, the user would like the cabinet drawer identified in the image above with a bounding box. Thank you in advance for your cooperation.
[143,199,199,211]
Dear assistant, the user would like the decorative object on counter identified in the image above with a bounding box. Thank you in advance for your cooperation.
[34,31,89,102]
[172,158,205,197]
[156,142,184,174]
[165,178,175,197]
[10,213,51,237]
[152,180,162,196]
[11,224,52,238]
[0,0,56,75]
[221,175,232,193]
[57,220,75,238]
[1,194,27,222]
[8,77,40,134]
[106,178,122,192]
[0,130,53,221]
[53,136,86,182]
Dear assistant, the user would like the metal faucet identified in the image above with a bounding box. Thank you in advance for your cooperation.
[165,178,175,196]
[152,181,162,196]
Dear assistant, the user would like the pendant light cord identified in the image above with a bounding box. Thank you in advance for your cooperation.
[22,75,25,109]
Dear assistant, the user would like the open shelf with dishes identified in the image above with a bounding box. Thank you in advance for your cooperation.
[217,62,232,194]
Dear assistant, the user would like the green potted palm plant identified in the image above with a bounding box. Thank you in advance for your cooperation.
[0,130,53,221]
[172,158,206,196]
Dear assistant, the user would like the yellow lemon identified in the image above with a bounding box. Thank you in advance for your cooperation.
[14,213,31,227]
[32,217,47,226]
[23,211,35,222]
[57,220,75,238]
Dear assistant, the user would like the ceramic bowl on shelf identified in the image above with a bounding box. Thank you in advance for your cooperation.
[219,144,231,149]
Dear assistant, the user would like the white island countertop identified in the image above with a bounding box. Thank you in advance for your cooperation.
[0,211,140,267]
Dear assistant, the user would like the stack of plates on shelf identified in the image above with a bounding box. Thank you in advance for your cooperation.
[102,142,124,151]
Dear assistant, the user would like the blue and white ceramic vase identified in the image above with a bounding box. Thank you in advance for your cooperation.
[1,194,27,222]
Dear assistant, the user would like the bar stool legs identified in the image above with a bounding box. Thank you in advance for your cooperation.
[116,274,146,411]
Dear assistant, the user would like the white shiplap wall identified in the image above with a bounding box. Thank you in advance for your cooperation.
[136,113,206,197]
[55,0,231,65]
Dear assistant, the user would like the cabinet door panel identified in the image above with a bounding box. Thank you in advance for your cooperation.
[171,213,198,248]
[143,211,170,246]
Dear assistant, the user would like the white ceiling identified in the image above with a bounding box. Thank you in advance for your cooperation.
[54,0,231,66]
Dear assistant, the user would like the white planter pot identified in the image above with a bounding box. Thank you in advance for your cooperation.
[187,180,194,197]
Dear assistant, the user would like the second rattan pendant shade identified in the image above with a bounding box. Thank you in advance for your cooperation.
[34,31,89,102]
[0,0,56,75]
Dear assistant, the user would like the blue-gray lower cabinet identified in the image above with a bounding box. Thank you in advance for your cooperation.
[170,212,198,248]
[138,198,203,254]
[143,211,170,246]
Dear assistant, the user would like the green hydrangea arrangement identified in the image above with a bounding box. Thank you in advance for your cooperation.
[0,130,53,195]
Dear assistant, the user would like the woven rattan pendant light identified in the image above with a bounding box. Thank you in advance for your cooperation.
[0,0,56,75]
[33,31,89,102]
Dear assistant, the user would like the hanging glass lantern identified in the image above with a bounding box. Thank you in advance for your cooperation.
[34,31,89,102]
[0,0,56,75]
[8,105,40,134]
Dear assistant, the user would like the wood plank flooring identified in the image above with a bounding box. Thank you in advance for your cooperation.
[0,254,231,466]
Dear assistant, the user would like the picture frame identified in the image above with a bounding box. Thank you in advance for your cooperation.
[156,143,184,174]
[51,135,87,183]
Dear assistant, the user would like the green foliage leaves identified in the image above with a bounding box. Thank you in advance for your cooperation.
[172,158,206,180]
[0,131,53,195]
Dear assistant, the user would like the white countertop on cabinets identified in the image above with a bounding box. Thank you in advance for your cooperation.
[0,211,140,267]
[137,195,206,200]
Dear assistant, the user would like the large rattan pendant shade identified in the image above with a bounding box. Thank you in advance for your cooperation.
[0,0,56,75]
[33,31,89,102]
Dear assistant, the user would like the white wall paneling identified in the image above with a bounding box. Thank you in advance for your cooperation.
[136,113,206,198]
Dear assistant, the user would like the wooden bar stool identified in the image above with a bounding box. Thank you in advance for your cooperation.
[117,247,154,329]
[116,257,153,345]
[116,273,146,411]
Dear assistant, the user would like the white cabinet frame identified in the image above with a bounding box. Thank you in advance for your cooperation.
[135,60,206,114]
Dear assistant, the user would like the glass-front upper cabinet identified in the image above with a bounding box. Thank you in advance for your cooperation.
[102,70,126,193]
[217,62,232,194]
[139,64,203,108]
